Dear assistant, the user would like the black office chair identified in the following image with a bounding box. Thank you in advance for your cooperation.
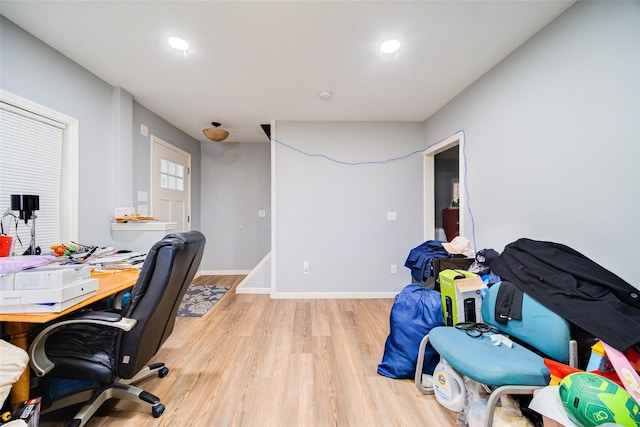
[28,231,206,427]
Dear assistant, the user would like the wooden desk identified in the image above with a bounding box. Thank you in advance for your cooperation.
[0,270,139,403]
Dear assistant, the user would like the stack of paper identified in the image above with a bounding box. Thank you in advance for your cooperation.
[89,252,147,270]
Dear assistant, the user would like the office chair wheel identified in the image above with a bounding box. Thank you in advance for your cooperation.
[152,403,165,418]
[159,367,169,378]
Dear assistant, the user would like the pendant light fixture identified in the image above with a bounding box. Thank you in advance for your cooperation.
[202,122,229,142]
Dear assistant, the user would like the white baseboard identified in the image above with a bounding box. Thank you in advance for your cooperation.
[198,264,397,299]
[270,291,397,299]
[235,252,271,293]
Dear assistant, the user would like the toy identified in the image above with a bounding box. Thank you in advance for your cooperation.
[587,341,614,372]
[558,372,640,427]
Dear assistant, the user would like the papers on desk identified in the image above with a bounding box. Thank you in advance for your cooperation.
[0,249,144,314]
[89,252,146,270]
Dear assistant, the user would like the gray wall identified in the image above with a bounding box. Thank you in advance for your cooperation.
[1,16,117,245]
[131,101,202,231]
[3,0,638,287]
[273,121,425,296]
[200,141,271,271]
[1,15,265,270]
[425,1,639,285]
[272,1,639,295]
[0,17,203,251]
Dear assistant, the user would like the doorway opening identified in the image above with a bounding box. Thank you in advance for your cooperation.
[423,131,466,242]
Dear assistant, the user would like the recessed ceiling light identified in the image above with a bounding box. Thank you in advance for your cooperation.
[380,39,400,54]
[319,91,333,100]
[168,36,189,55]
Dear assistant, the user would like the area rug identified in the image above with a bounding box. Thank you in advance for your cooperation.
[177,285,231,317]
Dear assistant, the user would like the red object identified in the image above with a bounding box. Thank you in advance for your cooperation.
[544,358,623,387]
[51,244,66,256]
[625,347,640,371]
[442,208,459,241]
[0,235,13,257]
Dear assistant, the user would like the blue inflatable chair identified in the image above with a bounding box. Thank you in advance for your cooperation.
[414,281,576,427]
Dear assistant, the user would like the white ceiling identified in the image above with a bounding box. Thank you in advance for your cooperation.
[0,1,575,143]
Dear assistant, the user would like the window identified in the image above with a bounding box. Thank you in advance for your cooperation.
[0,90,78,255]
[452,179,460,207]
[160,158,185,191]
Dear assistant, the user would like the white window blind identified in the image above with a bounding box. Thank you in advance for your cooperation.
[0,102,64,254]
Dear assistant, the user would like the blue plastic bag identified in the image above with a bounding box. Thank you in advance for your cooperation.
[377,284,443,378]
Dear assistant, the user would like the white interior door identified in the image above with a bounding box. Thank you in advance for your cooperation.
[151,135,191,232]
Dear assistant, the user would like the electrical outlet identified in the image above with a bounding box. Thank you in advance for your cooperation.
[390,264,397,274]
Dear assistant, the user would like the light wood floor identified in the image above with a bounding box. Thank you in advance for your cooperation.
[40,276,457,427]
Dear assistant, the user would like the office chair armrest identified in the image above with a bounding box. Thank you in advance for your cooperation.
[29,312,138,377]
[72,311,126,322]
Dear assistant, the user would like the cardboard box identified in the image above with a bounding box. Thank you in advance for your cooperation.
[439,269,486,326]
[432,257,474,290]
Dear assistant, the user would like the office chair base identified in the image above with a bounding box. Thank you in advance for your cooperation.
[69,381,165,427]
[151,402,166,418]
[51,364,169,427]
[121,362,169,385]
[40,387,97,416]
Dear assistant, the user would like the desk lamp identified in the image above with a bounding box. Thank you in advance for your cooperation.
[11,194,39,255]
